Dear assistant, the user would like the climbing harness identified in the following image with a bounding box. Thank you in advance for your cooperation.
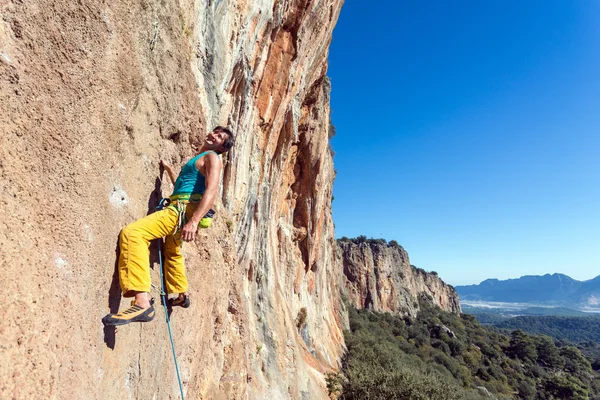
[161,196,186,238]
[170,199,188,238]
[166,194,215,243]
[155,198,185,400]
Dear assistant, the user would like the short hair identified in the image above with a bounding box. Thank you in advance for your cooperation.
[212,126,235,154]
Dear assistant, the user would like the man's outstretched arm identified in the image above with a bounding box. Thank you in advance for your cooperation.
[160,159,178,185]
[180,153,222,242]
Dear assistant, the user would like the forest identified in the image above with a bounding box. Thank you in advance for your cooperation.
[329,296,600,399]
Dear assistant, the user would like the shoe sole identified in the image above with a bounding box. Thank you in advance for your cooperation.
[102,308,156,326]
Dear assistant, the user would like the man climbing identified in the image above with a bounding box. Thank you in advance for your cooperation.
[102,126,235,326]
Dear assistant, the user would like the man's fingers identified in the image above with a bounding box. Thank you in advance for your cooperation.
[181,229,196,242]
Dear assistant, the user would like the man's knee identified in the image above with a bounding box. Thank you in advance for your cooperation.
[119,226,134,242]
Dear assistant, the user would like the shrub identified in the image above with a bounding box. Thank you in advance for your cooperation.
[355,235,367,243]
[517,379,536,400]
[543,374,589,400]
[296,307,307,328]
[325,371,344,398]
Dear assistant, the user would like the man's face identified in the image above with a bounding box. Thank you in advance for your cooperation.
[204,129,229,151]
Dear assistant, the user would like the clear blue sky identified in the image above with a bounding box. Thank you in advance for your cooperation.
[328,0,600,286]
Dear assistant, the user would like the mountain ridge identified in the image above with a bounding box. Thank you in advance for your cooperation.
[456,273,600,308]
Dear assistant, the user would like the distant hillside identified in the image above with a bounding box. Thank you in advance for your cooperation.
[456,273,600,309]
[494,315,600,343]
[467,308,600,343]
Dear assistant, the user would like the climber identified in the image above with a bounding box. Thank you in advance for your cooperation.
[102,126,235,326]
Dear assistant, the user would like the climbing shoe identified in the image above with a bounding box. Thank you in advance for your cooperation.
[102,299,156,326]
[168,294,191,308]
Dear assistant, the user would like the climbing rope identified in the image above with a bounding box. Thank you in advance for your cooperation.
[156,198,185,400]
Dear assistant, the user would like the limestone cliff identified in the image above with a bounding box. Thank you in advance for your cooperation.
[339,239,461,317]
[1,0,344,399]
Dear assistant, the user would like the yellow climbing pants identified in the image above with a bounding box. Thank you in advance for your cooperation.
[118,200,199,297]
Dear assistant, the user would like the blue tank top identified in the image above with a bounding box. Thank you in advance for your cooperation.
[171,151,215,196]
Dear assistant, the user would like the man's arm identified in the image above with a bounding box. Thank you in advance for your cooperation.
[160,159,178,185]
[180,153,222,242]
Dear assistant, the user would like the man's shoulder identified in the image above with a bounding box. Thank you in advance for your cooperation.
[207,150,221,158]
[196,151,221,169]
[204,151,221,164]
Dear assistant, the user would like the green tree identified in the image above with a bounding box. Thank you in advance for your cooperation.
[517,379,536,400]
[544,374,589,400]
[560,346,592,375]
[507,330,538,363]
[535,335,564,369]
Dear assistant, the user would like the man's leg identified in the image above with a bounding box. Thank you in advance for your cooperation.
[163,232,190,307]
[103,207,178,325]
[163,200,202,307]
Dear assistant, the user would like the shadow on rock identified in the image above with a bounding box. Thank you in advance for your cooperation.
[103,239,122,350]
[146,175,163,216]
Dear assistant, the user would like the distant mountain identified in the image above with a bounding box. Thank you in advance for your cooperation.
[456,273,600,309]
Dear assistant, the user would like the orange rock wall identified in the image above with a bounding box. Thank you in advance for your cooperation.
[1,0,344,399]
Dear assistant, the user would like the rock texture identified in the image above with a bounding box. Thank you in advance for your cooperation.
[339,240,461,317]
[1,0,344,399]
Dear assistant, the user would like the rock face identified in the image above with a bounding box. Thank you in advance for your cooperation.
[339,240,461,317]
[1,0,344,399]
